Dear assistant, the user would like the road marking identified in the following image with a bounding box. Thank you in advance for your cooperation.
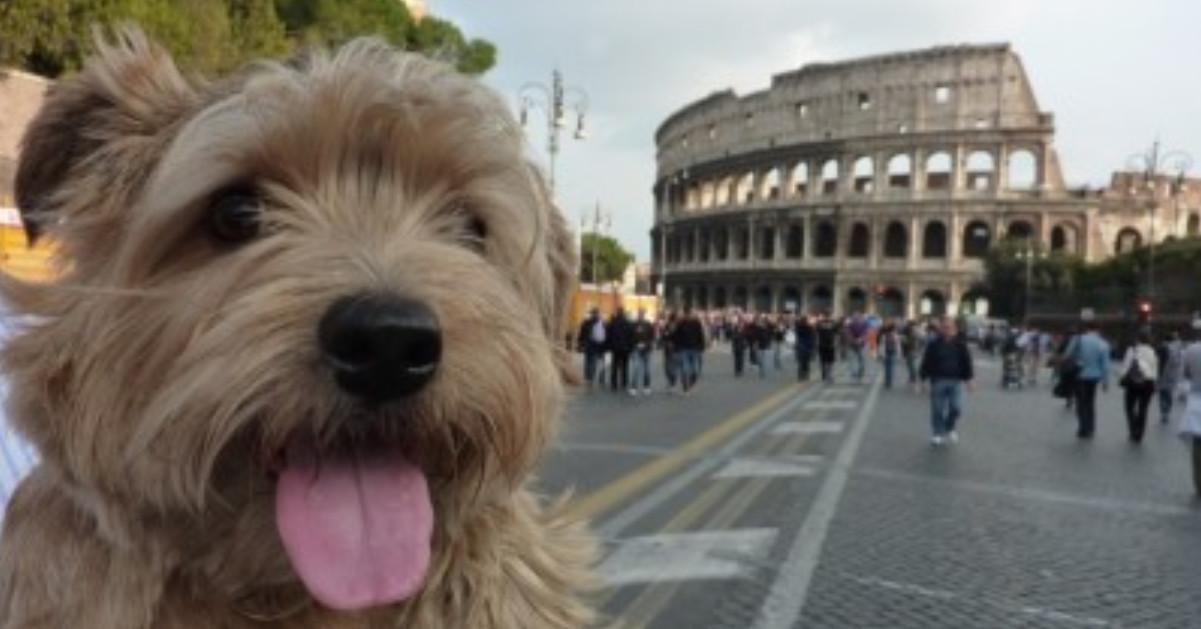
[753,376,883,629]
[568,384,805,521]
[598,528,777,586]
[770,421,845,435]
[804,400,857,409]
[847,575,1111,627]
[712,457,816,479]
[554,442,677,458]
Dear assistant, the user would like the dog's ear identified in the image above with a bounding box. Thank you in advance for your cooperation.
[15,25,196,242]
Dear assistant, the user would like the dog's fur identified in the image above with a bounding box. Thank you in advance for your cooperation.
[0,28,595,628]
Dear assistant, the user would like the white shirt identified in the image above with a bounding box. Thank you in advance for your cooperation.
[1121,343,1159,381]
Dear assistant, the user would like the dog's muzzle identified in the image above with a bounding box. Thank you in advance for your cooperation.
[318,293,442,403]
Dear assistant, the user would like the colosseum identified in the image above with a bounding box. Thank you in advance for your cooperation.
[650,43,1200,319]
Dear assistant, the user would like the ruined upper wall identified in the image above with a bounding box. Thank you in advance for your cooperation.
[0,69,50,203]
[655,43,1051,176]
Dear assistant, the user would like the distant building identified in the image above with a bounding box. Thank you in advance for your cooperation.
[650,43,1200,318]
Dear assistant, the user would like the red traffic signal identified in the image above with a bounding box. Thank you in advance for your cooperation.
[1137,300,1152,322]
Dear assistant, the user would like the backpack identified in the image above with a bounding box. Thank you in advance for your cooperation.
[1122,355,1146,387]
[591,319,606,344]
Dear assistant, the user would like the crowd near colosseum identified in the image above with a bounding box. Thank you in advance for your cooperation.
[651,43,1201,319]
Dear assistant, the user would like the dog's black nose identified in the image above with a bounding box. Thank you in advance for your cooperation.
[319,294,442,403]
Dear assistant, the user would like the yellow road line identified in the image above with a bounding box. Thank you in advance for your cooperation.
[568,383,804,520]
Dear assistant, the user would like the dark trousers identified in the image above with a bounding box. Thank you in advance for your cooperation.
[796,346,813,381]
[733,342,746,376]
[818,347,835,382]
[1074,379,1099,438]
[1123,381,1155,442]
[610,350,630,390]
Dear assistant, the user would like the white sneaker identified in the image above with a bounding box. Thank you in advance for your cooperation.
[931,435,945,446]
[642,388,652,396]
[947,431,959,444]
[628,388,638,396]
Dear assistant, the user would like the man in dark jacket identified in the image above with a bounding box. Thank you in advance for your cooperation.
[815,313,839,382]
[606,307,635,392]
[671,307,707,393]
[919,316,975,446]
[794,314,817,381]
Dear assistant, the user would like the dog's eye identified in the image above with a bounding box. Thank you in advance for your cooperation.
[454,211,487,252]
[210,189,264,244]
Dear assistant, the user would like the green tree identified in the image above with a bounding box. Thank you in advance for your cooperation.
[0,0,493,78]
[580,233,633,287]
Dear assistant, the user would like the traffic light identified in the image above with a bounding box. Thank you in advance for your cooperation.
[1137,300,1152,323]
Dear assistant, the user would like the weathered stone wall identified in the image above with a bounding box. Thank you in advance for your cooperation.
[649,44,1194,319]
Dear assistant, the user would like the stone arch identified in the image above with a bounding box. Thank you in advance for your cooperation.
[853,155,874,193]
[1115,228,1142,254]
[1007,149,1038,189]
[791,162,810,197]
[755,285,773,313]
[959,287,989,316]
[878,287,905,318]
[925,151,953,190]
[1188,213,1200,237]
[734,227,749,259]
[965,150,995,191]
[962,220,991,258]
[846,287,868,314]
[887,153,912,189]
[922,221,948,258]
[732,286,749,310]
[919,289,947,316]
[782,286,802,313]
[698,229,711,262]
[683,233,695,262]
[1050,224,1074,253]
[1006,220,1035,241]
[820,158,840,195]
[848,222,871,258]
[810,285,833,314]
[716,176,735,206]
[734,171,754,205]
[759,225,775,260]
[763,167,782,201]
[714,227,728,260]
[884,221,907,258]
[814,220,838,257]
[785,223,804,258]
[713,287,728,309]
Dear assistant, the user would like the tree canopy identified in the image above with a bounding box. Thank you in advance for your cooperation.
[0,0,495,78]
[580,232,634,288]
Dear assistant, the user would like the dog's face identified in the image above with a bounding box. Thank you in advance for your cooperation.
[7,30,577,612]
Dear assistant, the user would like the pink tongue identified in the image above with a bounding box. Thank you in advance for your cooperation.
[277,444,433,611]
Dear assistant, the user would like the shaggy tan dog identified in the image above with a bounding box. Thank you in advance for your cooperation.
[0,28,595,628]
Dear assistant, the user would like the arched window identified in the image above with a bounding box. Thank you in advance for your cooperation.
[814,220,838,257]
[884,221,907,258]
[759,227,775,260]
[734,228,749,259]
[849,223,870,258]
[925,151,953,190]
[1115,228,1141,254]
[785,224,804,258]
[1007,220,1034,242]
[1188,214,1200,237]
[714,228,728,260]
[1051,226,1067,252]
[962,221,990,258]
[887,154,912,189]
[1007,149,1038,189]
[922,221,948,258]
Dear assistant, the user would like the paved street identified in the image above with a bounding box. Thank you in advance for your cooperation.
[537,348,1201,628]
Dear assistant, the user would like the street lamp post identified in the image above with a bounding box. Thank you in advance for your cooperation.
[1127,141,1192,313]
[519,70,588,195]
[1018,239,1044,325]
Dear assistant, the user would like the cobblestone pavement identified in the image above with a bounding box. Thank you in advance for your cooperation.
[544,350,1201,629]
[795,355,1201,629]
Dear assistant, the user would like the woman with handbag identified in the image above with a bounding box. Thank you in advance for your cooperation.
[1119,330,1159,444]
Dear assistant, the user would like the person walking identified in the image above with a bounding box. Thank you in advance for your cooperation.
[753,314,772,379]
[918,316,975,446]
[672,307,707,394]
[1063,320,1111,439]
[606,307,635,393]
[660,310,679,393]
[845,312,869,382]
[576,308,607,390]
[628,308,656,396]
[879,321,903,389]
[794,314,816,381]
[815,313,839,382]
[1118,330,1158,443]
[1176,324,1201,497]
[1156,331,1184,424]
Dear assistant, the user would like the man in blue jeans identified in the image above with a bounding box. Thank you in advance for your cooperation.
[918,316,975,446]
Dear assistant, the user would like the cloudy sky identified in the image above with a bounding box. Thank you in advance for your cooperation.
[435,0,1201,260]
